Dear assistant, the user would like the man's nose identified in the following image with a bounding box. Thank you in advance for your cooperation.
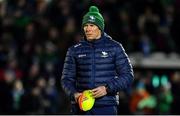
[86,26,92,32]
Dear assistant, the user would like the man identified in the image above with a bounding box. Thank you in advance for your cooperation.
[61,6,134,115]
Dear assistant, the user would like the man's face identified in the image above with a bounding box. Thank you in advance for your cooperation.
[83,23,101,41]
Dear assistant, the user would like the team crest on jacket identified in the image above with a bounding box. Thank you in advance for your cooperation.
[101,51,108,58]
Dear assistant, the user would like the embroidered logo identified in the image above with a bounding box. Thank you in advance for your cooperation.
[101,51,108,58]
[78,54,86,58]
[88,16,95,22]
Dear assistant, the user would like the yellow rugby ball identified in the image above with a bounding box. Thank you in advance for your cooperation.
[78,90,95,111]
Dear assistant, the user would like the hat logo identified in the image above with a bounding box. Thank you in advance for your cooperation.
[88,16,95,22]
[89,16,95,20]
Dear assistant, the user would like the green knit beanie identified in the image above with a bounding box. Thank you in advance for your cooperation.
[82,6,104,31]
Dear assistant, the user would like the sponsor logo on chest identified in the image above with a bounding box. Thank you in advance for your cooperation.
[101,51,108,58]
[78,54,86,58]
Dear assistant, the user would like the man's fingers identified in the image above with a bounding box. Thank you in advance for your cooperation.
[91,86,107,98]
[92,90,99,96]
[92,88,98,92]
[92,89,104,98]
[93,91,104,98]
[93,91,100,98]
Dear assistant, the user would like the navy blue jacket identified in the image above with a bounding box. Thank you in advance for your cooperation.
[61,33,134,106]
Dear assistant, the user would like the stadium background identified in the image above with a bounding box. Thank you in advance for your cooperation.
[0,0,180,114]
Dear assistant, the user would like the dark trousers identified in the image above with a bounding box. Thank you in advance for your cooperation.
[71,104,117,115]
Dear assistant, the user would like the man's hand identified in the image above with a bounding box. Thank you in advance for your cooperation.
[74,92,82,103]
[92,86,107,98]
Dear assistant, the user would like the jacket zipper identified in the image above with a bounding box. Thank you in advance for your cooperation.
[91,43,95,88]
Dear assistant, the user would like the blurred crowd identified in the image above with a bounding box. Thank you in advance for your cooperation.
[0,0,180,114]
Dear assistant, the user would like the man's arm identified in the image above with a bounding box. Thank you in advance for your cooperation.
[61,47,78,101]
[106,43,134,94]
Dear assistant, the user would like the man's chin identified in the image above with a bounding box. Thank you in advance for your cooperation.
[87,37,94,40]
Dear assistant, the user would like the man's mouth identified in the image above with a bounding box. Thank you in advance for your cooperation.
[86,34,92,36]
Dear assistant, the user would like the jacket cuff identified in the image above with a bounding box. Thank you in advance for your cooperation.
[105,84,111,94]
[70,91,77,102]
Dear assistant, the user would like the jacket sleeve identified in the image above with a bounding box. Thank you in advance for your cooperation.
[106,43,134,94]
[61,47,77,100]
